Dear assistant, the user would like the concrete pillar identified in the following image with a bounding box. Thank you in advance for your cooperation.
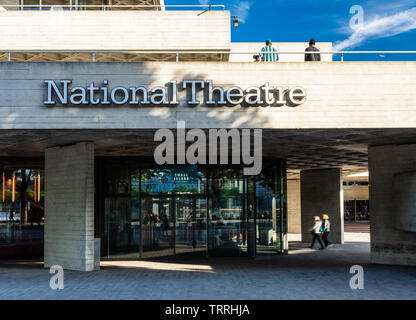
[44,142,95,272]
[287,179,301,233]
[300,168,344,244]
[369,144,416,266]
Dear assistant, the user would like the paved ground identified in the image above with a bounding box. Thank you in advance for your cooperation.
[345,221,370,233]
[0,233,415,300]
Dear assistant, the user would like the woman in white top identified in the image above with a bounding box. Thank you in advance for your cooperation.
[309,216,325,249]
[322,214,331,247]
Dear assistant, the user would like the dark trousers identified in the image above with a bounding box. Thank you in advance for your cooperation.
[322,231,330,247]
[310,232,325,249]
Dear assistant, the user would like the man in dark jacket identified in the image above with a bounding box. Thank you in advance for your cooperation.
[304,39,321,61]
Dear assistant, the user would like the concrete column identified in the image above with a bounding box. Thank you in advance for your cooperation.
[287,179,301,233]
[369,144,416,266]
[44,142,95,272]
[300,168,344,244]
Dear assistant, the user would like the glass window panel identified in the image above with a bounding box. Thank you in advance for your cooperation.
[207,168,245,257]
[256,160,288,254]
[102,162,138,259]
[99,160,287,259]
[140,196,174,258]
[175,197,207,255]
[0,169,44,259]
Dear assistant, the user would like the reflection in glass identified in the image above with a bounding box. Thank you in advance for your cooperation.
[207,169,245,256]
[140,196,174,258]
[103,162,138,258]
[175,197,207,254]
[0,169,44,259]
[99,160,287,259]
[139,166,206,258]
[256,161,288,254]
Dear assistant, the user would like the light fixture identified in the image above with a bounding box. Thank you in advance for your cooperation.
[34,176,37,202]
[346,171,369,177]
[12,172,15,203]
[232,16,239,27]
[2,172,4,202]
[38,172,41,202]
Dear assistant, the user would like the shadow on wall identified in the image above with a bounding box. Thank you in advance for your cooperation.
[6,62,307,130]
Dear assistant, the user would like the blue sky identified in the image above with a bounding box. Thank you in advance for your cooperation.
[165,0,416,61]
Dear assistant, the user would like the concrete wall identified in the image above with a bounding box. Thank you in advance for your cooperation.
[0,10,230,51]
[343,185,369,200]
[0,0,18,10]
[369,144,416,266]
[287,179,301,233]
[300,168,344,244]
[0,0,165,11]
[1,61,415,130]
[230,42,333,62]
[44,142,95,271]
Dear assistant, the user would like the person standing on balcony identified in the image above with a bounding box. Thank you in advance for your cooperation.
[304,39,321,61]
[261,39,279,62]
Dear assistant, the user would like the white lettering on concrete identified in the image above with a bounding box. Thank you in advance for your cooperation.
[44,80,307,107]
[44,79,71,105]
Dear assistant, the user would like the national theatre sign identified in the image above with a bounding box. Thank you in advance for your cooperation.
[43,79,307,107]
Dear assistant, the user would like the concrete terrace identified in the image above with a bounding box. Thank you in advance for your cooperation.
[0,233,415,300]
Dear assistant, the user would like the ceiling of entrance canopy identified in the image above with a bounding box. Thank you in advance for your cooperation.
[1,128,416,175]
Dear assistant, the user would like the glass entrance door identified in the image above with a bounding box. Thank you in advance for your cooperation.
[103,161,138,259]
[207,169,247,257]
[175,197,207,255]
[140,196,174,258]
[99,160,288,260]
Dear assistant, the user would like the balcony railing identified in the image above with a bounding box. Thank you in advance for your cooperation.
[0,50,415,62]
[0,4,226,11]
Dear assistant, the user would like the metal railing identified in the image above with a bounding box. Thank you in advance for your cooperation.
[246,51,416,62]
[0,50,416,62]
[0,4,226,11]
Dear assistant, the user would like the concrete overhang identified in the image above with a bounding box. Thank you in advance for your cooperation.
[0,8,231,61]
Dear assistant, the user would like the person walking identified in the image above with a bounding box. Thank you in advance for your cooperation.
[261,39,279,62]
[322,214,331,247]
[304,38,321,61]
[309,216,325,249]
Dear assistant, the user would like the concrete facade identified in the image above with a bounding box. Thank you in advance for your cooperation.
[1,61,416,130]
[44,142,95,271]
[0,10,230,51]
[343,184,369,200]
[287,179,301,233]
[369,144,416,266]
[0,62,415,267]
[300,168,344,244]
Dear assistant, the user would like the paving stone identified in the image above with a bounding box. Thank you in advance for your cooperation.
[0,239,415,300]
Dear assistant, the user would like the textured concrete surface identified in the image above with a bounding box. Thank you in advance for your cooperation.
[44,142,95,272]
[301,168,344,244]
[369,144,416,266]
[0,233,415,300]
[287,179,301,234]
[2,62,416,130]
